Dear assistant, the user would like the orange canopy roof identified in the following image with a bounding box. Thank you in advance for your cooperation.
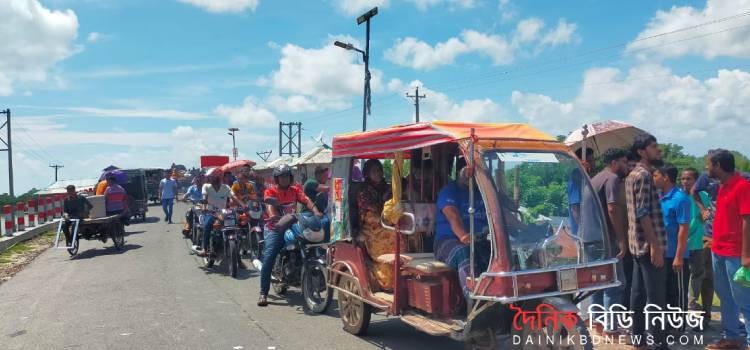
[332,121,559,158]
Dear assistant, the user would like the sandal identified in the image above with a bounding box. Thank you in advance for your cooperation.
[705,339,743,350]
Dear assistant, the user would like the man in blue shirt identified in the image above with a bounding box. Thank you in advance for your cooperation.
[654,166,691,321]
[181,175,204,236]
[434,167,489,301]
[159,171,178,224]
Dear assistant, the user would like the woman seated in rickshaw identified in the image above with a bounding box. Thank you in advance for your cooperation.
[357,159,407,291]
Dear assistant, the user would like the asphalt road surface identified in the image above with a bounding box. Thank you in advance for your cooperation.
[0,203,464,350]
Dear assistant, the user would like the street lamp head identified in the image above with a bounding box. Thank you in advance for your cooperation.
[334,41,353,50]
[357,7,378,25]
[228,127,239,132]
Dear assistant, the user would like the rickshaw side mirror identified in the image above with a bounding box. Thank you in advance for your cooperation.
[380,212,416,235]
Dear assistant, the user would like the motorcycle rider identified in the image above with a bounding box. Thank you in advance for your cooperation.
[231,168,258,206]
[194,170,245,257]
[182,175,205,237]
[258,164,322,306]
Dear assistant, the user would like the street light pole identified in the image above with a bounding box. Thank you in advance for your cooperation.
[334,7,377,132]
[228,128,239,160]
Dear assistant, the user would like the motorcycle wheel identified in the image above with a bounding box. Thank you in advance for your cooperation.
[302,261,332,314]
[112,223,125,250]
[271,254,287,295]
[204,239,215,268]
[249,231,262,260]
[228,240,239,278]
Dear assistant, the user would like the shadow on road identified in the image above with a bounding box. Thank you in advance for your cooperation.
[71,244,143,260]
[266,289,341,318]
[139,217,161,224]
[125,230,147,235]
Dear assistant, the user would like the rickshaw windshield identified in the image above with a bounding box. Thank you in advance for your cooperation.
[482,150,608,271]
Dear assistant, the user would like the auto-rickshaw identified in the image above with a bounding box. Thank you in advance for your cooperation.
[326,122,619,349]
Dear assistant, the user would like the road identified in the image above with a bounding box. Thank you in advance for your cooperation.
[0,202,463,350]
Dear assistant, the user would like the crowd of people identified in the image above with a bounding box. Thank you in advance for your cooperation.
[578,132,750,350]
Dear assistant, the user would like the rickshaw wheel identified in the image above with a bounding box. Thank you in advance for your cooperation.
[464,328,496,350]
[112,224,125,250]
[338,276,371,335]
[67,237,79,256]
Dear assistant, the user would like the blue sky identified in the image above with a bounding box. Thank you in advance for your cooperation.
[1,0,749,194]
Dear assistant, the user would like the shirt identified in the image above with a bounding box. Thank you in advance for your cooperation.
[304,179,328,212]
[435,181,488,242]
[591,168,624,243]
[185,185,203,203]
[64,195,93,219]
[230,181,256,201]
[712,173,750,257]
[104,184,127,213]
[160,178,178,199]
[625,164,667,257]
[264,185,309,231]
[688,191,710,251]
[659,187,692,259]
[202,184,232,211]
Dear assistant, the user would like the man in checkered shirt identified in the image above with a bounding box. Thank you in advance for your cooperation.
[625,133,668,349]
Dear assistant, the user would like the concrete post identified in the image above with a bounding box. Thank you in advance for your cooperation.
[46,197,54,222]
[27,199,36,227]
[37,197,46,224]
[54,195,62,219]
[3,205,13,237]
[15,202,25,231]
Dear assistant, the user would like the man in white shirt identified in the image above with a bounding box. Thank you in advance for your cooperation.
[195,171,244,256]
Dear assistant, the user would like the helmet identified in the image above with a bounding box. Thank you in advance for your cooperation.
[272,164,293,179]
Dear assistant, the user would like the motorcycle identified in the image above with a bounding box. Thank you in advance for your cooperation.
[188,202,203,245]
[240,200,264,266]
[270,210,333,314]
[203,208,241,278]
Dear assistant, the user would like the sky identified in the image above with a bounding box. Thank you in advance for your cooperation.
[1,0,749,194]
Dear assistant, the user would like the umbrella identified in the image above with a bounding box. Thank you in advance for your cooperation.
[102,165,120,172]
[564,120,645,156]
[99,169,129,184]
[218,160,257,173]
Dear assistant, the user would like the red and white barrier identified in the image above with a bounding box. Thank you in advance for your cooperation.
[27,199,36,228]
[54,195,62,219]
[37,198,46,224]
[45,197,53,222]
[3,205,12,236]
[15,202,26,232]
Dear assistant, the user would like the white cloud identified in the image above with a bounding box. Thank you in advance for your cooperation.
[86,32,99,43]
[266,95,321,113]
[0,0,79,96]
[67,106,208,120]
[265,37,383,104]
[405,0,475,11]
[514,18,544,43]
[540,19,578,47]
[498,0,515,23]
[385,18,578,70]
[510,64,750,153]
[177,0,259,13]
[334,0,388,16]
[627,0,750,59]
[385,30,512,70]
[215,96,277,127]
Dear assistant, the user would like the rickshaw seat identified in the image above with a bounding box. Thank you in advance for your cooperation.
[376,253,454,274]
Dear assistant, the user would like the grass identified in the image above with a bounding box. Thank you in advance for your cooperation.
[0,231,55,264]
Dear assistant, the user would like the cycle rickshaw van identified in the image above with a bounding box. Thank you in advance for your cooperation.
[326,121,619,349]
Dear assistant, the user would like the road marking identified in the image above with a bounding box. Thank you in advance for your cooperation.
[120,333,133,336]
[233,347,244,349]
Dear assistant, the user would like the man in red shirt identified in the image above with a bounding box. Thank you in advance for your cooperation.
[705,150,750,350]
[257,164,321,307]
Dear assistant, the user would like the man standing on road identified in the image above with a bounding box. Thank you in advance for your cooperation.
[625,133,668,350]
[588,148,629,335]
[704,150,750,350]
[653,166,691,329]
[681,168,712,320]
[159,171,178,224]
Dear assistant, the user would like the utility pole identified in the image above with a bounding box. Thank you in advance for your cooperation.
[406,86,427,122]
[228,128,239,160]
[256,150,272,162]
[50,164,64,182]
[0,109,13,200]
[279,122,302,158]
